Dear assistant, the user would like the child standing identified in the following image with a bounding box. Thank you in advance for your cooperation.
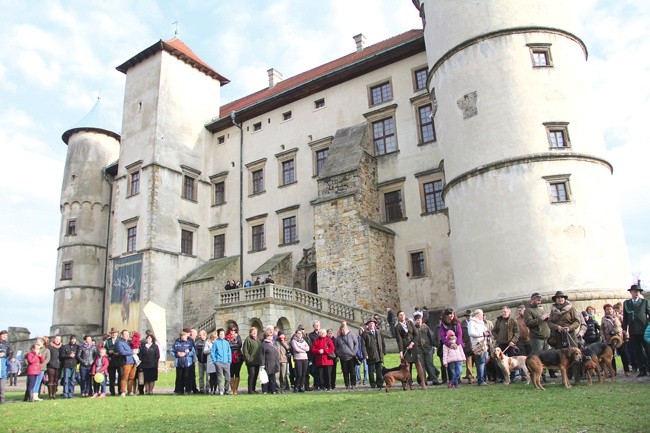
[91,347,110,398]
[442,330,466,389]
[7,357,20,386]
[25,344,44,402]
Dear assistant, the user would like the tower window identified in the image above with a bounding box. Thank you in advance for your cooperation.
[544,174,572,204]
[66,219,77,236]
[544,122,570,149]
[528,43,553,67]
[61,261,73,280]
[417,104,436,144]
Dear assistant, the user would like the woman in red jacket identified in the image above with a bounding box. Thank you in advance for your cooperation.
[311,329,335,390]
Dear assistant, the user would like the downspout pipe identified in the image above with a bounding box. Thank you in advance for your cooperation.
[230,111,244,285]
[101,167,114,335]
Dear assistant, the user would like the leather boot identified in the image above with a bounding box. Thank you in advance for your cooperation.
[231,377,239,395]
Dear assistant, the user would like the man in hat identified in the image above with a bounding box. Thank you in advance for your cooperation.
[524,292,555,380]
[361,318,385,388]
[413,313,440,385]
[103,328,121,396]
[622,284,650,377]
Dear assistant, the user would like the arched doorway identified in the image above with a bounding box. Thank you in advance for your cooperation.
[308,272,318,294]
[276,317,291,334]
[249,318,263,333]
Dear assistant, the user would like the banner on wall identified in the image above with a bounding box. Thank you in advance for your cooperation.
[108,253,143,332]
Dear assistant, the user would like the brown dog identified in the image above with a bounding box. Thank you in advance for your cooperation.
[493,347,530,385]
[383,362,412,393]
[586,342,616,381]
[525,347,582,390]
[581,346,603,385]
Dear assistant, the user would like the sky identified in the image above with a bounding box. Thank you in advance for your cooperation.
[1,0,648,338]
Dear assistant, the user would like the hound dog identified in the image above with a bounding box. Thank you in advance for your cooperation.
[382,362,412,393]
[584,342,616,383]
[492,347,530,385]
[525,347,582,390]
[581,345,603,385]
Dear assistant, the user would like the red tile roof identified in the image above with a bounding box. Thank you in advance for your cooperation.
[116,37,230,85]
[218,29,423,119]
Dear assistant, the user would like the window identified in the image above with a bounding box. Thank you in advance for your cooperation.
[252,169,264,194]
[62,261,73,280]
[373,118,397,155]
[384,190,403,222]
[282,111,292,121]
[370,81,393,106]
[282,216,297,244]
[316,148,329,175]
[214,181,225,205]
[417,104,436,144]
[213,234,225,259]
[252,224,265,252]
[544,174,572,204]
[410,252,425,277]
[126,226,137,252]
[423,180,445,213]
[314,98,325,109]
[545,123,570,149]
[217,135,225,144]
[414,67,427,91]
[528,43,553,67]
[253,122,262,132]
[181,229,193,255]
[182,175,196,201]
[550,181,569,203]
[129,171,140,196]
[282,159,295,185]
[66,219,77,236]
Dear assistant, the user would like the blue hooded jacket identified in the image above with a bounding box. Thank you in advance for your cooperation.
[210,338,232,364]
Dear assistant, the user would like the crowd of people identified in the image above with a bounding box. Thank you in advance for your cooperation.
[1,284,648,403]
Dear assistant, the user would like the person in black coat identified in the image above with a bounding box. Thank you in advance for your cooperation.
[259,327,280,394]
[395,311,427,389]
[139,334,160,394]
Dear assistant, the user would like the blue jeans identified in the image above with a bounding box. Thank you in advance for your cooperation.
[80,366,93,395]
[33,371,45,393]
[63,367,76,398]
[449,361,463,386]
[475,352,487,384]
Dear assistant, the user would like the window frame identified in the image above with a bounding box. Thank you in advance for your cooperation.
[544,122,571,149]
[246,158,267,197]
[409,250,427,278]
[180,229,194,255]
[543,174,572,204]
[527,43,553,68]
[282,111,292,122]
[372,117,398,156]
[415,102,436,145]
[309,136,333,177]
[213,233,225,259]
[66,219,77,236]
[251,223,265,252]
[252,121,262,132]
[61,261,73,280]
[281,215,297,245]
[314,98,325,110]
[413,66,428,92]
[276,148,298,187]
[378,178,406,223]
[126,226,137,253]
[368,79,394,107]
[415,165,446,216]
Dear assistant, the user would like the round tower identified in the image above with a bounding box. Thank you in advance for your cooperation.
[51,98,120,336]
[419,1,630,309]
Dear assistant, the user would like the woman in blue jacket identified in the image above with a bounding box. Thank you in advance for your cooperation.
[210,328,232,395]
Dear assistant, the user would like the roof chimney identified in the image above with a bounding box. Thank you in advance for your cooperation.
[353,33,366,52]
[267,68,283,89]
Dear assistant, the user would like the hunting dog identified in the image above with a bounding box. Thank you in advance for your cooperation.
[383,362,412,393]
[582,342,616,384]
[493,347,530,385]
[525,347,582,390]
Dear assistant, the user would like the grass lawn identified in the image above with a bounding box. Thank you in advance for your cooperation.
[2,354,648,433]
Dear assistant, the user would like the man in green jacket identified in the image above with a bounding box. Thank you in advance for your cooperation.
[361,319,385,388]
[622,284,650,377]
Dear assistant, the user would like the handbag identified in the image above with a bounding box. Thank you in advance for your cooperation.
[472,341,486,356]
[259,368,269,385]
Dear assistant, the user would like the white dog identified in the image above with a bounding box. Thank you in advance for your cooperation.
[493,347,530,385]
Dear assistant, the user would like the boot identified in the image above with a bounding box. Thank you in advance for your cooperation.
[415,362,427,390]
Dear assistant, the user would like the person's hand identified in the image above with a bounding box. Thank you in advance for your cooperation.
[399,352,404,359]
[443,363,447,368]
[450,343,458,350]
[508,342,516,348]
[319,349,324,354]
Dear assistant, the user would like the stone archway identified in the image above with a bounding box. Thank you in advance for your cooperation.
[249,318,263,333]
[308,272,318,294]
[276,317,291,334]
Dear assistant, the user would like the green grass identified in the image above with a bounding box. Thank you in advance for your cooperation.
[2,354,648,433]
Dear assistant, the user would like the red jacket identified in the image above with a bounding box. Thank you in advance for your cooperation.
[311,336,334,367]
[91,355,110,376]
[26,352,44,376]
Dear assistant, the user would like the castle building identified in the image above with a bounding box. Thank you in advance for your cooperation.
[51,1,630,340]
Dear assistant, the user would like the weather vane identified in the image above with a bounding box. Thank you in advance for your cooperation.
[172,20,179,36]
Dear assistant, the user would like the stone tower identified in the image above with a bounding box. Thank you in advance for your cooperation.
[51,98,120,336]
[108,38,229,337]
[417,1,630,309]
